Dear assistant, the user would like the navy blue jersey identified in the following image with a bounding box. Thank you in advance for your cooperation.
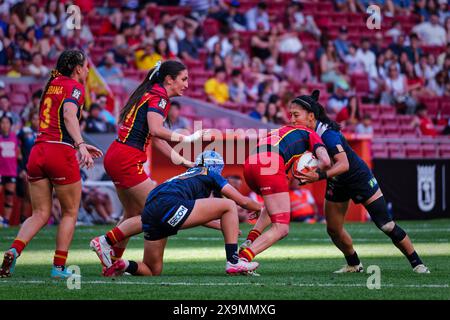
[17,126,37,170]
[315,121,371,182]
[146,166,228,203]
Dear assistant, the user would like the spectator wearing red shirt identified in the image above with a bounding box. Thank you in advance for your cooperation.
[412,104,438,137]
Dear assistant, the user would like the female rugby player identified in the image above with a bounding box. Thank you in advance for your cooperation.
[93,60,208,264]
[0,50,103,278]
[92,151,262,276]
[237,123,331,264]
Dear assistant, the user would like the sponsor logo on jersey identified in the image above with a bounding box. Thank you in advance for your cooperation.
[368,177,378,188]
[158,98,167,109]
[167,205,188,227]
[72,88,82,100]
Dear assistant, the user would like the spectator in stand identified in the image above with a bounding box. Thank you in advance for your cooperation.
[404,33,423,64]
[414,54,434,82]
[85,104,115,134]
[445,17,450,44]
[98,51,124,83]
[228,69,248,103]
[155,38,176,61]
[427,53,441,79]
[336,95,361,126]
[388,33,407,57]
[26,52,49,78]
[37,23,64,61]
[248,100,266,120]
[246,1,270,31]
[250,22,273,62]
[274,22,303,56]
[178,23,203,62]
[206,41,225,71]
[411,103,438,137]
[327,80,350,115]
[7,33,32,62]
[43,0,65,34]
[320,41,349,88]
[356,37,377,81]
[262,100,285,125]
[288,177,321,223]
[206,23,232,58]
[344,44,366,75]
[404,60,430,99]
[205,66,229,104]
[438,0,450,25]
[161,23,179,56]
[355,114,374,135]
[0,95,21,131]
[23,27,38,55]
[6,59,23,78]
[164,101,192,133]
[334,0,359,12]
[437,43,450,67]
[225,35,249,71]
[10,2,29,33]
[285,49,313,87]
[381,64,418,114]
[20,89,42,126]
[386,21,405,44]
[0,114,21,228]
[428,69,449,96]
[179,0,212,20]
[334,26,351,60]
[412,13,447,46]
[96,94,116,127]
[392,0,414,16]
[285,1,321,39]
[134,39,160,71]
[226,0,247,31]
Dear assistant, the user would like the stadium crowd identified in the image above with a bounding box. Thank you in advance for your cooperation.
[0,0,450,226]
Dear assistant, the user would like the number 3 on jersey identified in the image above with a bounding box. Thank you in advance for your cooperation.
[40,97,52,129]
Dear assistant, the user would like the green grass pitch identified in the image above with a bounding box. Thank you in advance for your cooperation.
[0,220,449,300]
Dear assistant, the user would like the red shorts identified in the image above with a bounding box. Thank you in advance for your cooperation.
[243,152,289,196]
[104,140,149,189]
[27,142,81,185]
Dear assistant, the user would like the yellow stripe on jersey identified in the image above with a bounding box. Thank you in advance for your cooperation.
[273,129,297,147]
[286,153,303,168]
[123,98,151,143]
[57,94,66,142]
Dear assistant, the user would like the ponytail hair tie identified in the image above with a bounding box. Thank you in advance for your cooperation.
[149,60,162,81]
[51,69,61,78]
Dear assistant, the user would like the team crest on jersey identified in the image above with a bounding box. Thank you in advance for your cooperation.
[72,88,81,100]
[158,98,167,109]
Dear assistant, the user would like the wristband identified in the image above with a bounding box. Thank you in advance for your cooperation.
[317,169,328,181]
[74,141,85,149]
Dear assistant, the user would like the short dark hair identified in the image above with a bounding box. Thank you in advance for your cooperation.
[215,66,226,74]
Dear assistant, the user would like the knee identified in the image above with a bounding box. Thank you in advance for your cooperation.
[275,224,289,240]
[327,225,341,238]
[223,199,237,213]
[32,210,50,225]
[379,221,395,233]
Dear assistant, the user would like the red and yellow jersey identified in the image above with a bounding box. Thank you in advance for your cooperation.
[117,83,171,151]
[36,76,85,145]
[257,125,325,170]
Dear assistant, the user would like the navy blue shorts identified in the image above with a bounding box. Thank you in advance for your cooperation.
[141,194,196,241]
[325,170,379,204]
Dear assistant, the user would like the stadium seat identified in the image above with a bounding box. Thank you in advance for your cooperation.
[422,144,439,158]
[214,118,233,130]
[11,83,30,94]
[405,144,423,158]
[197,117,214,129]
[420,96,440,116]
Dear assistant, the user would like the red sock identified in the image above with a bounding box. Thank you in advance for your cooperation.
[53,250,68,267]
[11,239,27,255]
[247,230,261,242]
[239,248,255,262]
[105,227,125,246]
[111,247,125,261]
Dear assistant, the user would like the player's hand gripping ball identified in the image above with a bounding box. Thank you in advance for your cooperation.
[292,151,319,180]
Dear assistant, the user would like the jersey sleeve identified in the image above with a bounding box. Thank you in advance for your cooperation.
[308,130,326,155]
[63,82,85,108]
[147,94,170,118]
[207,171,228,192]
[321,130,345,157]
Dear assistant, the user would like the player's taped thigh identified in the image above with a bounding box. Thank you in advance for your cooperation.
[365,196,406,243]
[270,212,290,224]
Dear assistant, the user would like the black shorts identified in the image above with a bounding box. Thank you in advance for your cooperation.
[325,170,379,204]
[0,176,17,185]
[141,195,196,241]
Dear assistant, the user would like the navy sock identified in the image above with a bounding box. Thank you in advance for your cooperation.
[407,251,422,268]
[345,251,361,266]
[225,244,238,264]
[125,260,138,275]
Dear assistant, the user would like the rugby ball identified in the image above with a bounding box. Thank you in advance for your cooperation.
[292,151,319,179]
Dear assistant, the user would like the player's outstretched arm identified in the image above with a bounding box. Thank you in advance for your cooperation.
[221,184,262,213]
[153,137,194,168]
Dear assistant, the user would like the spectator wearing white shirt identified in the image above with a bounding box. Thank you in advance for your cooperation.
[412,13,447,46]
[355,114,374,135]
[27,52,49,78]
[414,54,434,82]
[245,1,270,31]
[356,38,377,79]
[206,24,232,58]
[344,44,366,75]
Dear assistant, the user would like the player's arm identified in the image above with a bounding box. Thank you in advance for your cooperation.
[315,145,331,170]
[147,112,204,143]
[152,137,194,168]
[221,184,262,213]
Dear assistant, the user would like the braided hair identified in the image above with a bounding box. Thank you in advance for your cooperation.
[291,89,341,131]
[119,60,187,123]
[39,49,86,109]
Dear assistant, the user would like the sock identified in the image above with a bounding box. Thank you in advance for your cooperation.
[225,243,238,264]
[239,248,255,262]
[53,250,68,267]
[125,260,138,275]
[345,251,361,266]
[246,229,261,242]
[11,239,27,256]
[407,251,423,268]
[105,227,125,246]
[111,247,126,262]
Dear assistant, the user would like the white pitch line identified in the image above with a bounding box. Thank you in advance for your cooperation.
[1,280,448,289]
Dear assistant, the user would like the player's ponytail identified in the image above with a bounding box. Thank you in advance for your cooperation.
[315,101,341,132]
[38,50,86,111]
[119,60,187,123]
